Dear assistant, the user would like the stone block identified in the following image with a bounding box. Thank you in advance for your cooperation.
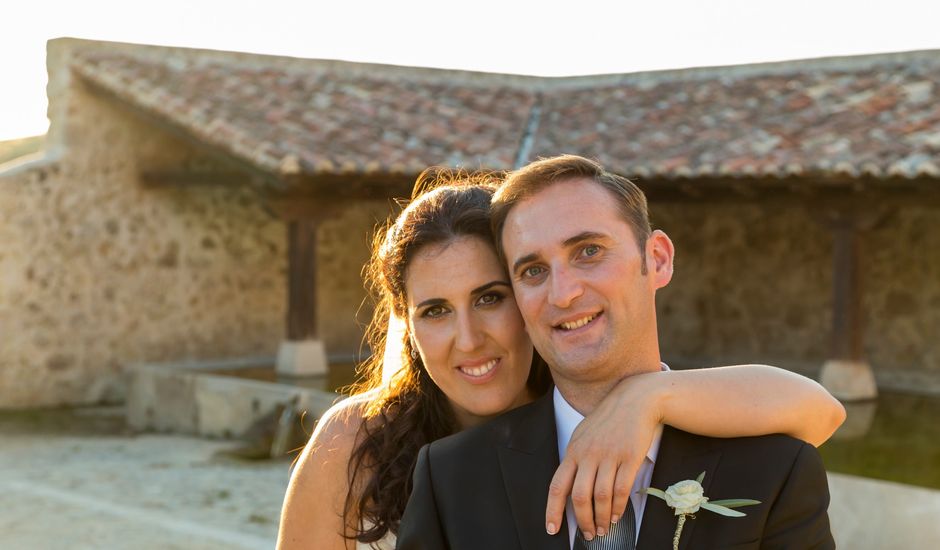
[820,359,878,401]
[126,363,198,432]
[194,375,290,438]
[276,339,328,377]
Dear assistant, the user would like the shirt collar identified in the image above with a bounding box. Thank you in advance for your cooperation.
[554,363,670,466]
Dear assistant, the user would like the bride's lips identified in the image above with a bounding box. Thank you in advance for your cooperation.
[456,358,500,384]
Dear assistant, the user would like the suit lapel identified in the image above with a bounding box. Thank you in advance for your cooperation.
[637,427,722,550]
[496,393,570,550]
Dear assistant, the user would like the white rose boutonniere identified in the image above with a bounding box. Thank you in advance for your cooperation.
[644,472,760,550]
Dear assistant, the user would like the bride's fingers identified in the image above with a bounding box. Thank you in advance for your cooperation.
[611,463,636,525]
[545,458,577,535]
[591,461,618,537]
[571,462,598,540]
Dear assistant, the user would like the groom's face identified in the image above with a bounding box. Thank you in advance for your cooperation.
[501,178,671,384]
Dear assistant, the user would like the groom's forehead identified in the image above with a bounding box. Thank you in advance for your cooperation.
[501,179,626,258]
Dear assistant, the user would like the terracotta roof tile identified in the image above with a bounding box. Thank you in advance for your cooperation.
[72,52,535,178]
[533,54,940,180]
[71,48,940,185]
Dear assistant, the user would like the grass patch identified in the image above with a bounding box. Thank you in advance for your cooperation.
[0,406,130,437]
[819,391,940,490]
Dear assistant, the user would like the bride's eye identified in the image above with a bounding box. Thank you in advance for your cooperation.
[476,292,503,307]
[422,305,448,318]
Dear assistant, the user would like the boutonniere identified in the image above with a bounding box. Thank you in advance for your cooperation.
[643,471,760,550]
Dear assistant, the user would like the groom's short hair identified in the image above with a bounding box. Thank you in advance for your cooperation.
[491,154,651,259]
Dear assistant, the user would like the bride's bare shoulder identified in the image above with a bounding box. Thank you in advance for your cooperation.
[278,391,384,550]
[298,390,381,465]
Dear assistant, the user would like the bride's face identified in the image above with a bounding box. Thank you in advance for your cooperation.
[405,236,535,428]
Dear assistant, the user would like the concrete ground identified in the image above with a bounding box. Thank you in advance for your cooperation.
[0,407,287,550]
[1,407,938,549]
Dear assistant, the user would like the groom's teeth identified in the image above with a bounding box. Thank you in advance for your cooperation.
[560,314,597,331]
[461,359,497,377]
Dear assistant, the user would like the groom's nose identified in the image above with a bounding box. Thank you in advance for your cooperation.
[547,264,584,309]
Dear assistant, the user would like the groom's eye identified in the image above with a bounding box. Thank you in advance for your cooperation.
[581,244,600,257]
[521,265,545,280]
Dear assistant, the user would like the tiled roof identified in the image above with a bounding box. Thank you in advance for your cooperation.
[71,48,940,186]
[534,56,940,180]
[72,52,536,179]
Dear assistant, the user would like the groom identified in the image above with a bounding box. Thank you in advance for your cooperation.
[396,155,835,549]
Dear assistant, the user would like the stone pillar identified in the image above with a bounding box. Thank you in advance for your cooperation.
[276,218,328,376]
[818,208,878,401]
[266,196,338,377]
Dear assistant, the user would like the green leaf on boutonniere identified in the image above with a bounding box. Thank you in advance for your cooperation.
[699,502,747,517]
[643,487,668,501]
[709,498,762,508]
[695,471,706,484]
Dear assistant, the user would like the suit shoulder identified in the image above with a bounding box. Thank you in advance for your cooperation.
[671,426,809,454]
[666,427,819,475]
[426,397,546,460]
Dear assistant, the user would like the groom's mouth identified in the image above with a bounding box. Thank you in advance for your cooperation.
[552,311,602,333]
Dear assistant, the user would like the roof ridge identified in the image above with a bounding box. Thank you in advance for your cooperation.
[58,37,940,91]
[538,49,940,90]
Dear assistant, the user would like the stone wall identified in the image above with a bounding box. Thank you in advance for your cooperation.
[0,155,390,409]
[0,41,286,408]
[655,201,940,393]
[317,199,395,354]
[0,101,286,407]
[0,39,400,408]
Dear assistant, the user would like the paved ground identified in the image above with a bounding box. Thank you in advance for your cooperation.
[0,407,288,550]
[1,406,938,549]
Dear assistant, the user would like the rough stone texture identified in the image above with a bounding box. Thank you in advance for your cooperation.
[656,202,831,368]
[0,43,287,408]
[0,41,397,408]
[315,198,392,354]
[0,111,286,407]
[867,206,940,385]
[656,201,940,392]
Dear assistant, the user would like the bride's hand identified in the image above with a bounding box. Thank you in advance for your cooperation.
[545,372,664,540]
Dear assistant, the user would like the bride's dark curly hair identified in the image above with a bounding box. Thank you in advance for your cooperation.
[345,170,551,546]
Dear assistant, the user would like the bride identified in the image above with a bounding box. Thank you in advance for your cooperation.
[276,174,845,549]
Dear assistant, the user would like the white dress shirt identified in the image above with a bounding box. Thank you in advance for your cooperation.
[554,365,669,549]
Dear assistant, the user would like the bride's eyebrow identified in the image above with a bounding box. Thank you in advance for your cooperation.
[470,281,511,295]
[413,281,511,309]
[414,297,446,310]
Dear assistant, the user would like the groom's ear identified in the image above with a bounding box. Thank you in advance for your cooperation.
[647,229,674,289]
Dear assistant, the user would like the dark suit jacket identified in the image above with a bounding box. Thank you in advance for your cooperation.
[397,392,835,550]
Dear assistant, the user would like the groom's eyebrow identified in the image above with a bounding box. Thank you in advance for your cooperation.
[511,253,539,275]
[563,231,606,247]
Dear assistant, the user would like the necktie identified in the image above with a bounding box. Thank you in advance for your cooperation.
[573,498,636,550]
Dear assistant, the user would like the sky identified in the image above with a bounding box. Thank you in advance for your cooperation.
[2,0,940,141]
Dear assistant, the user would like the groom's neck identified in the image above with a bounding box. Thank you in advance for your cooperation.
[554,361,662,416]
